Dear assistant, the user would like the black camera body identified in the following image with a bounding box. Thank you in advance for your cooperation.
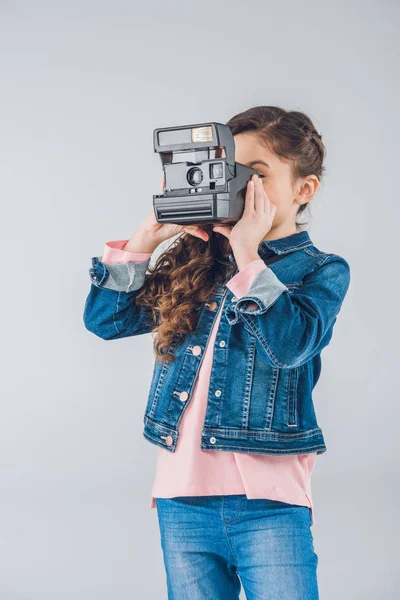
[152,122,262,225]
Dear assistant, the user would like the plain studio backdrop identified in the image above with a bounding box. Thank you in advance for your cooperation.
[1,1,399,598]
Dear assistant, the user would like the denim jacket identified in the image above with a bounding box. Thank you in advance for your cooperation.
[83,230,351,456]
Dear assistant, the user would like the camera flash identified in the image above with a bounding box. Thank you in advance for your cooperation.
[192,126,213,143]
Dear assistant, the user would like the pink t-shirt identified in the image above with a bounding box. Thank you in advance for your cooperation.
[102,239,317,525]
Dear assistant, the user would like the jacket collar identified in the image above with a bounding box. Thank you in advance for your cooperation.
[258,229,313,257]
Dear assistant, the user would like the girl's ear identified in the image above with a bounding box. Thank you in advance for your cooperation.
[296,175,319,203]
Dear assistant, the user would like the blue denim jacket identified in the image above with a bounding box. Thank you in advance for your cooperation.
[83,230,351,456]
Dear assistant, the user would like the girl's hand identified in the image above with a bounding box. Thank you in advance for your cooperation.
[212,174,277,253]
[131,173,209,253]
[139,209,209,248]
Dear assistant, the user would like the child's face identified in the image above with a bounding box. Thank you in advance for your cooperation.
[233,131,316,234]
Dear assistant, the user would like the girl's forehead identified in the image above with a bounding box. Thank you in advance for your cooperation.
[234,133,281,167]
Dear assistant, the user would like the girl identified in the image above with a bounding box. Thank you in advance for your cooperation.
[84,106,351,599]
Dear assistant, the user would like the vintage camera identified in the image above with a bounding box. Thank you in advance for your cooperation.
[152,122,262,225]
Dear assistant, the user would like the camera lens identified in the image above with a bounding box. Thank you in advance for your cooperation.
[187,167,204,186]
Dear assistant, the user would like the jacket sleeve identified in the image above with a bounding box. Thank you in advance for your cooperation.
[83,243,156,340]
[225,253,351,368]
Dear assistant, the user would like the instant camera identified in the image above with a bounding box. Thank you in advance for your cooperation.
[152,122,262,225]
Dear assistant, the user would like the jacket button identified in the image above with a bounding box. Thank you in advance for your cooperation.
[179,391,189,402]
[165,435,173,446]
[210,437,216,444]
[231,296,237,302]
[208,301,218,311]
[214,390,221,397]
[219,340,225,347]
[192,345,202,356]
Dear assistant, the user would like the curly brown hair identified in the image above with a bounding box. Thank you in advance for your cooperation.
[135,106,326,363]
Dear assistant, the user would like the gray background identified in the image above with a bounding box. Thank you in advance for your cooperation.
[1,1,399,598]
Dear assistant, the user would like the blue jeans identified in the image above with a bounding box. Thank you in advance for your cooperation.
[155,494,319,599]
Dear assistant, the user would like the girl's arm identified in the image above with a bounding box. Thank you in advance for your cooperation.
[225,254,351,369]
[83,240,155,340]
[225,258,268,298]
[101,239,153,265]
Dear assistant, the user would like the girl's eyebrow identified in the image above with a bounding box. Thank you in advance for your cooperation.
[246,160,271,169]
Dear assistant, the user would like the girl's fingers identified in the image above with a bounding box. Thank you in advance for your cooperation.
[245,176,276,226]
[243,178,255,216]
[183,225,209,241]
[254,175,272,215]
[263,181,269,213]
[255,175,266,214]
[246,175,266,215]
[212,225,230,239]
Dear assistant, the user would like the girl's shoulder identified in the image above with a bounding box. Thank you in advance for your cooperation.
[303,241,350,269]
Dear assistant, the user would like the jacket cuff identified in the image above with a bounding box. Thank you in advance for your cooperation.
[225,266,289,326]
[89,255,151,292]
[102,239,153,264]
[225,259,268,299]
